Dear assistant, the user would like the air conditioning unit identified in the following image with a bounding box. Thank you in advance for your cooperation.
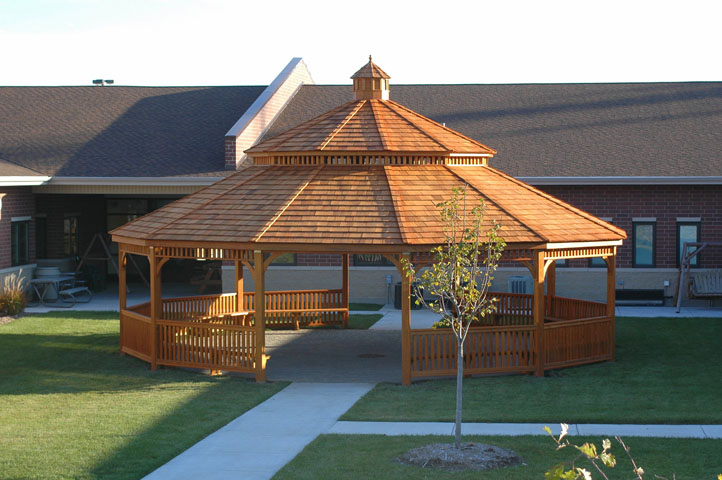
[508,275,533,294]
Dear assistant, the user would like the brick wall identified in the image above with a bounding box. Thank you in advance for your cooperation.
[0,187,36,269]
[34,194,106,260]
[225,59,314,169]
[539,185,722,268]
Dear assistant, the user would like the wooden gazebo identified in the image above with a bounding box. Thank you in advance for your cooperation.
[111,58,626,385]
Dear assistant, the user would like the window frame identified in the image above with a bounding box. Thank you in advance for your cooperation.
[11,219,30,266]
[676,221,701,268]
[64,215,79,257]
[632,221,656,268]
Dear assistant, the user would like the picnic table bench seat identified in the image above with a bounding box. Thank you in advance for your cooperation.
[58,286,93,306]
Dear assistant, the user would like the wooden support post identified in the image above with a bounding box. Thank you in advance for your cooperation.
[342,254,350,328]
[149,247,162,371]
[605,251,617,361]
[253,250,267,382]
[401,253,412,386]
[546,260,556,317]
[532,250,546,377]
[118,249,127,354]
[235,260,244,311]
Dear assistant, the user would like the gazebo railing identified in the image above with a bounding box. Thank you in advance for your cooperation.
[410,292,611,379]
[157,319,256,373]
[410,325,536,377]
[121,289,611,380]
[544,316,612,369]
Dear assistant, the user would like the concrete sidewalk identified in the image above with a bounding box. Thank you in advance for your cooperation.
[143,381,722,480]
[142,383,373,480]
[329,421,722,439]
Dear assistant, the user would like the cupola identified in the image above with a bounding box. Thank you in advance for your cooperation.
[351,55,390,100]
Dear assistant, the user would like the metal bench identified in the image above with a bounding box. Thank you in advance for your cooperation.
[58,286,93,306]
[615,289,665,306]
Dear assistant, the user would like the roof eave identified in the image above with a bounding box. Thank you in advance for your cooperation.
[522,176,722,185]
[0,176,52,186]
[45,176,226,187]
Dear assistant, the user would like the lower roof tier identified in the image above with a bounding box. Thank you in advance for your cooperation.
[111,165,626,247]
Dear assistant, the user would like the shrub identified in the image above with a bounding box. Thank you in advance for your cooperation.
[0,273,27,316]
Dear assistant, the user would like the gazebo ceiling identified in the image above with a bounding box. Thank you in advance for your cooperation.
[110,164,626,248]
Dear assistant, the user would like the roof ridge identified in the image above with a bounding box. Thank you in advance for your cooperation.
[319,101,366,150]
[444,166,545,242]
[368,101,390,151]
[383,165,410,244]
[386,100,497,154]
[0,157,47,175]
[482,166,628,239]
[378,101,450,152]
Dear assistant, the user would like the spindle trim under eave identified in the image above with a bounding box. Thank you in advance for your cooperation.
[250,154,488,166]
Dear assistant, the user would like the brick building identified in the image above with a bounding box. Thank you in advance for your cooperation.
[1,58,720,304]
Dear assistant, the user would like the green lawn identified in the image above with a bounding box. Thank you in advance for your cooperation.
[0,312,287,480]
[274,434,722,479]
[348,302,384,311]
[347,313,383,329]
[343,317,722,424]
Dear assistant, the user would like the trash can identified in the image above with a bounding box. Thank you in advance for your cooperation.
[394,282,423,310]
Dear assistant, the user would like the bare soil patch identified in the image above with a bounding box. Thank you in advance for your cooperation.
[396,442,524,472]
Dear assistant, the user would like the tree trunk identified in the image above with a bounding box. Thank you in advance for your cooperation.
[455,336,464,448]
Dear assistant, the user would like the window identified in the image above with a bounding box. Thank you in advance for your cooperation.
[677,221,701,267]
[11,219,30,266]
[590,217,613,267]
[633,221,656,267]
[64,216,79,256]
[353,254,393,267]
[271,253,297,266]
[35,216,47,259]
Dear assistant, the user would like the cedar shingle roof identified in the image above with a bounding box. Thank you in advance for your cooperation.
[246,99,496,155]
[111,164,626,247]
[351,57,390,79]
[0,86,264,177]
[262,83,722,177]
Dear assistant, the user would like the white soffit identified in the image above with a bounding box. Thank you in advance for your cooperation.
[0,176,52,186]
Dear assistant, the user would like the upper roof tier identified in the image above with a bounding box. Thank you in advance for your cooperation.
[245,59,496,164]
[245,99,497,157]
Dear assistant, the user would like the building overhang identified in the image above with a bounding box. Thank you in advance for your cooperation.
[0,176,52,186]
[521,176,722,186]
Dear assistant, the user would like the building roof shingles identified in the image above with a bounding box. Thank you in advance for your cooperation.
[262,83,722,177]
[0,85,264,177]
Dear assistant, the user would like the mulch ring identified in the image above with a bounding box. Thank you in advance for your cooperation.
[396,442,524,472]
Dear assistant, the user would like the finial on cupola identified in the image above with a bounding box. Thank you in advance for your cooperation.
[351,56,390,100]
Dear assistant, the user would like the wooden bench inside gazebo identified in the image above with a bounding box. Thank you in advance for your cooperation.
[111,58,626,385]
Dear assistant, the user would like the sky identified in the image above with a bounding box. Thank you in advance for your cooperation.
[1,0,721,87]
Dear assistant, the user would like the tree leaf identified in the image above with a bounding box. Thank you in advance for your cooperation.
[576,443,597,458]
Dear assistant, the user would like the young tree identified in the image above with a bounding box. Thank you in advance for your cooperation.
[403,186,505,449]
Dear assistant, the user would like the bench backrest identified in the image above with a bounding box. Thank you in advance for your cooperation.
[691,270,722,295]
